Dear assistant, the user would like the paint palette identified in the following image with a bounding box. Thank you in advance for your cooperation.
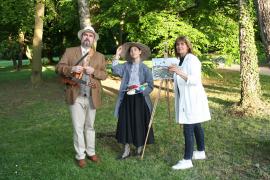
[127,83,148,95]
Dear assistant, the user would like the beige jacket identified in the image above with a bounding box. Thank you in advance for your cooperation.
[56,46,107,108]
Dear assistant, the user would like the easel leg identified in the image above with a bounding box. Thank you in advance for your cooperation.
[165,79,171,123]
[141,80,164,160]
[169,79,176,122]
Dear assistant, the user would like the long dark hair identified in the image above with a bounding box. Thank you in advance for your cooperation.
[174,36,193,58]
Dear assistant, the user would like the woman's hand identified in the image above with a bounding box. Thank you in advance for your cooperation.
[115,46,122,60]
[168,64,187,81]
[168,64,184,75]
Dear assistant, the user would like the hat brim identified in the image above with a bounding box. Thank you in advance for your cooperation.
[78,29,99,41]
[120,42,151,61]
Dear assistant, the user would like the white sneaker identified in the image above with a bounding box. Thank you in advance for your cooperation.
[192,151,206,160]
[172,159,193,170]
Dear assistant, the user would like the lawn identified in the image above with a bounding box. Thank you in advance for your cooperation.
[0,65,269,179]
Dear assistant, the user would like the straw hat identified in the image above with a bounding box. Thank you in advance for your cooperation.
[120,42,151,61]
[77,26,99,41]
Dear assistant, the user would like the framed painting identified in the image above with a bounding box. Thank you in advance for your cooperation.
[152,58,179,80]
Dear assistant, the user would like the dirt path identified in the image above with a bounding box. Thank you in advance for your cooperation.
[218,64,270,76]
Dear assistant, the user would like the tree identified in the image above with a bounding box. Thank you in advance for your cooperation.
[77,0,91,28]
[91,0,241,58]
[31,0,45,86]
[0,0,35,38]
[255,0,270,64]
[128,11,209,56]
[181,0,239,64]
[239,0,262,110]
[0,0,34,62]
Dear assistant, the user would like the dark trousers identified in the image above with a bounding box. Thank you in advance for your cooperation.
[183,123,205,160]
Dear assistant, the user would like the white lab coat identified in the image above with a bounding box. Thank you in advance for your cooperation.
[173,53,211,124]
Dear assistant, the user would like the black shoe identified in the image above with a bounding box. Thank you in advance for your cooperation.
[116,153,131,160]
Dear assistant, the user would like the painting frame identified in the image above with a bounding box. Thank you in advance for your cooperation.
[152,58,179,80]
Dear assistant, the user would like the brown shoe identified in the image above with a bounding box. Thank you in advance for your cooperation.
[87,155,100,163]
[77,159,87,168]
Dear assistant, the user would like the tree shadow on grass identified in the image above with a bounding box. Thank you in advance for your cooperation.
[96,131,121,155]
[263,92,270,99]
[208,96,236,106]
[204,84,240,94]
[97,131,115,138]
[256,140,270,163]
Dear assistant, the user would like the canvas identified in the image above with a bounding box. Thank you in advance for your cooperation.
[152,58,179,80]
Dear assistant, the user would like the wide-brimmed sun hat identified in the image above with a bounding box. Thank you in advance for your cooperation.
[77,26,99,41]
[120,42,151,61]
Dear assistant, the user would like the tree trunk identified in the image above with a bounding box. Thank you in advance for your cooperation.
[255,0,270,64]
[239,0,262,110]
[77,0,91,28]
[18,31,25,71]
[12,57,17,69]
[31,1,45,86]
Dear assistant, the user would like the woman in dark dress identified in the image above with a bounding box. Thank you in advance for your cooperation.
[112,42,154,159]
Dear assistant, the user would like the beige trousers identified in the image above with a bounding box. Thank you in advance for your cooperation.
[69,96,96,160]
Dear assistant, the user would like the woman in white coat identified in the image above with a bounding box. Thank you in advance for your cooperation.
[168,36,211,170]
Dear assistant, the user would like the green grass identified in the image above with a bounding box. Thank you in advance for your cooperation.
[0,57,60,69]
[0,60,30,69]
[0,66,269,179]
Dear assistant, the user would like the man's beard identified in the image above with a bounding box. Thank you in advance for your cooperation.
[82,40,92,48]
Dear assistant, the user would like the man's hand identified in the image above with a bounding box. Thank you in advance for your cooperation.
[71,65,83,73]
[85,66,95,75]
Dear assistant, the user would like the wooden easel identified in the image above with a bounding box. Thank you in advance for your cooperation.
[140,78,173,160]
[140,42,174,160]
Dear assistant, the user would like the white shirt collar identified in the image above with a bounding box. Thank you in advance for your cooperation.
[80,46,90,55]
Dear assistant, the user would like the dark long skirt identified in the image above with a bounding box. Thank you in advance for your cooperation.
[116,93,154,147]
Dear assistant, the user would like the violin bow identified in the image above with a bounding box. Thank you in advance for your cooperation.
[74,50,89,66]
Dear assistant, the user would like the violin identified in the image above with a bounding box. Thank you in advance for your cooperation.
[61,70,96,88]
[60,49,96,88]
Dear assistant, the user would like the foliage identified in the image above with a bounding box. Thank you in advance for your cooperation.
[199,55,223,78]
[127,11,209,57]
[0,0,35,37]
[42,0,80,57]
[0,0,266,67]
[92,0,242,65]
[204,13,239,64]
[0,39,20,60]
[181,0,240,64]
[0,0,81,60]
[0,0,35,60]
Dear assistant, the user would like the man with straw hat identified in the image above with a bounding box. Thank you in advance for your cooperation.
[111,42,154,159]
[56,26,107,168]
